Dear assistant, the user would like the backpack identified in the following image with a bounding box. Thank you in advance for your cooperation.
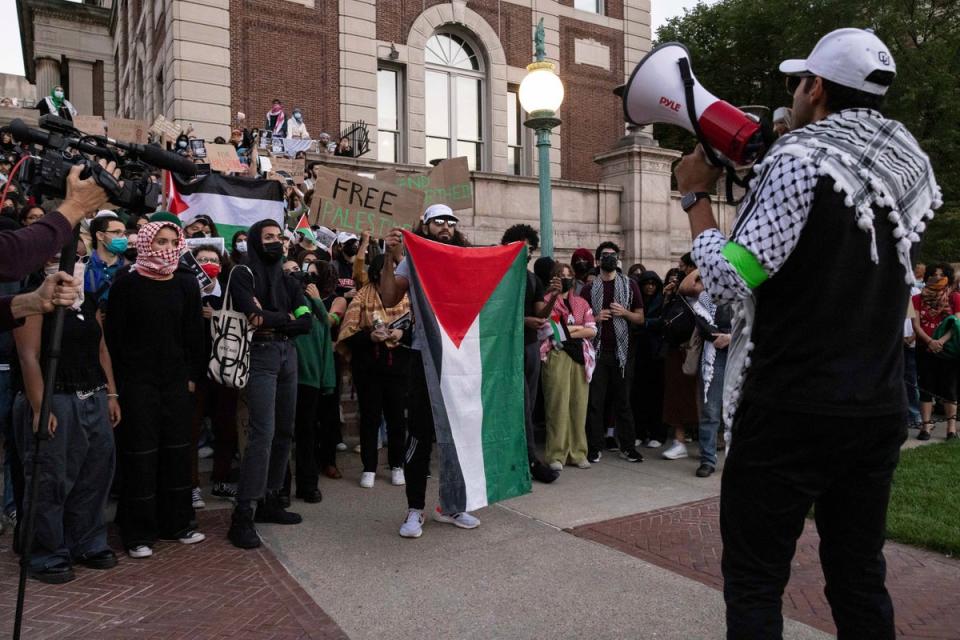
[661,294,697,348]
[208,266,255,389]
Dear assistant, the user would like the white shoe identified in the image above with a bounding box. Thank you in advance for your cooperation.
[391,468,406,486]
[644,439,662,449]
[549,461,563,472]
[662,440,689,460]
[360,472,375,488]
[336,442,348,452]
[353,443,362,454]
[191,487,206,509]
[432,507,480,529]
[575,459,591,469]
[399,509,424,538]
[127,545,153,559]
[179,530,206,545]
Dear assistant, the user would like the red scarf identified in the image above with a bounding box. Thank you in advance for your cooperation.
[134,221,183,280]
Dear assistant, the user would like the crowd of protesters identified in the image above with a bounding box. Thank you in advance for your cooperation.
[0,93,951,586]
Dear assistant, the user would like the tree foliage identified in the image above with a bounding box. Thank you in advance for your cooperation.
[652,0,960,260]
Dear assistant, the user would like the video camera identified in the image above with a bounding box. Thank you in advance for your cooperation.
[9,115,197,215]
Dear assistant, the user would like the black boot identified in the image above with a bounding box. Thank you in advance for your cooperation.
[255,491,303,525]
[228,505,261,549]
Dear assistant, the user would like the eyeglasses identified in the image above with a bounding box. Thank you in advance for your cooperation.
[785,74,813,96]
[195,257,220,265]
[429,218,458,227]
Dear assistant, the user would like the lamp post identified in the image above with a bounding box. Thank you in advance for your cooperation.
[519,18,564,257]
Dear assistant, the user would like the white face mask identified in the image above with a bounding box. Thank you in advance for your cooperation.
[54,90,64,99]
[235,240,248,253]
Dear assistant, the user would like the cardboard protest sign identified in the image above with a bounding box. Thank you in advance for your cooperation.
[106,118,148,144]
[206,143,245,173]
[269,156,305,184]
[390,156,474,211]
[149,114,181,141]
[309,165,424,236]
[73,115,106,136]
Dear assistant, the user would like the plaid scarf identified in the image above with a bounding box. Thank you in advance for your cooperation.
[589,272,632,374]
[762,108,942,283]
[267,104,286,135]
[337,282,411,348]
[134,222,184,280]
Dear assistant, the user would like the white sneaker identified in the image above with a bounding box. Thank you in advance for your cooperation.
[191,487,206,509]
[336,442,348,452]
[644,439,662,449]
[198,445,214,459]
[360,472,375,488]
[662,440,689,460]
[179,530,206,545]
[575,459,591,469]
[549,461,563,472]
[391,468,406,486]
[353,443,362,454]
[399,509,424,538]
[432,507,480,529]
[127,545,153,559]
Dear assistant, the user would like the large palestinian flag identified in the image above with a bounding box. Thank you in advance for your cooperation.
[402,231,531,513]
[167,172,285,244]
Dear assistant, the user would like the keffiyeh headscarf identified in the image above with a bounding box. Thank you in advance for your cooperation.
[268,102,286,135]
[134,221,183,280]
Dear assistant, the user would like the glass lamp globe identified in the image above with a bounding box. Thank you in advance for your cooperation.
[519,63,564,117]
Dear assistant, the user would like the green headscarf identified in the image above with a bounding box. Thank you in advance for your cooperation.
[50,87,64,109]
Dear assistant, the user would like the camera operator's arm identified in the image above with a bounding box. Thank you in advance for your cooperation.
[0,162,118,281]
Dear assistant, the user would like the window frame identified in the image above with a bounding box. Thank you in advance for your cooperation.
[573,0,604,15]
[377,63,405,164]
[424,30,487,170]
[506,86,532,177]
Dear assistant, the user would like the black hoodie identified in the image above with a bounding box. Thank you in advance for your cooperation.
[634,270,666,358]
[228,219,311,336]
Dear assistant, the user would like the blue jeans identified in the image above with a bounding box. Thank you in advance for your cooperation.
[1,370,15,516]
[903,346,920,425]
[698,348,727,469]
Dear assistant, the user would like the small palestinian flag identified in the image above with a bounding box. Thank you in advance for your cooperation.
[295,213,316,244]
[402,230,531,513]
[170,172,285,245]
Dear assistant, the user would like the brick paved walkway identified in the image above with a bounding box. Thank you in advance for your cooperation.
[0,510,348,640]
[571,496,960,639]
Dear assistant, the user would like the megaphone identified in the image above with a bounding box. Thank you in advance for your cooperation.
[621,43,765,166]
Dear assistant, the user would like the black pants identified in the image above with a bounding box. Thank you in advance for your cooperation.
[354,366,407,473]
[522,342,541,462]
[721,401,905,639]
[294,384,321,492]
[633,355,666,443]
[316,392,340,468]
[585,352,636,452]
[404,352,434,510]
[116,381,194,549]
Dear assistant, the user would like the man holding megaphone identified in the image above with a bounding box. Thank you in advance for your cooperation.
[672,28,941,639]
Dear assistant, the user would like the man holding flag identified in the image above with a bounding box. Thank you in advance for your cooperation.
[381,204,531,538]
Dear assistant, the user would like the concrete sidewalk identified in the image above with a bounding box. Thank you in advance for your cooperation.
[259,444,830,640]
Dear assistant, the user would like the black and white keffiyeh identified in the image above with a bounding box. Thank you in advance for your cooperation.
[590,273,632,374]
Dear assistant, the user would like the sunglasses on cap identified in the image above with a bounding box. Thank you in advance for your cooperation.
[785,74,814,96]
[429,217,458,227]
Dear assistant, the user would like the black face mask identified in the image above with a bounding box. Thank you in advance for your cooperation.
[573,260,589,276]
[261,241,284,263]
[561,278,574,293]
[599,254,618,272]
[123,248,138,262]
[342,242,359,258]
[190,230,206,239]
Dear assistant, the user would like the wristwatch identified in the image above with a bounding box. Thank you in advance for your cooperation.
[681,191,711,212]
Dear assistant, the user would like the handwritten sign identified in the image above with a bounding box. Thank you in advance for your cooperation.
[309,165,424,235]
[149,114,181,141]
[383,156,474,211]
[269,156,305,184]
[206,143,245,173]
[107,118,148,144]
[73,115,107,137]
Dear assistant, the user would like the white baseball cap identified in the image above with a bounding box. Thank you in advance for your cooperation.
[335,231,359,245]
[422,203,459,224]
[779,28,896,96]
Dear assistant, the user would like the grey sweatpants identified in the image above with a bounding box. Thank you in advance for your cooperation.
[14,391,115,570]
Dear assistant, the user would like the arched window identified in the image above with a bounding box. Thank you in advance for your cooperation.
[424,31,485,170]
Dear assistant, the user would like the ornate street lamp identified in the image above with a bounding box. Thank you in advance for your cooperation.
[519,18,564,257]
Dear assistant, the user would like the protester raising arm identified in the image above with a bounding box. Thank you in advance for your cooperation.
[379,228,409,308]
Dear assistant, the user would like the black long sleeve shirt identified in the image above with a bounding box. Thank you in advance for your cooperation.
[228,266,311,337]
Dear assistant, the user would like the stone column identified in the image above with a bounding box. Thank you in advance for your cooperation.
[35,57,61,102]
[595,130,681,276]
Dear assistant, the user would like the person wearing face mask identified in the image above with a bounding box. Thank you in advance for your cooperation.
[570,248,594,295]
[183,214,218,240]
[122,230,138,262]
[105,222,207,559]
[266,99,288,138]
[334,232,360,299]
[36,85,77,121]
[12,253,121,583]
[231,230,249,265]
[540,262,597,472]
[287,108,310,139]
[174,134,191,156]
[580,241,645,464]
[224,219,313,549]
[84,212,129,311]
